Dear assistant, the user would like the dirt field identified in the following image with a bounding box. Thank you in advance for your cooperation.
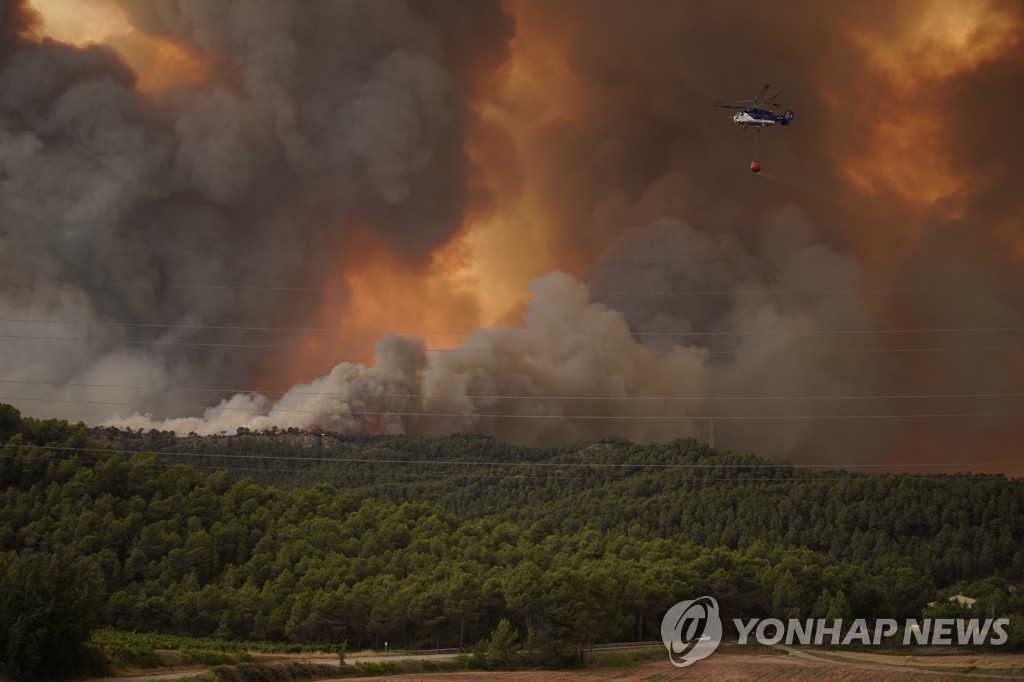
[95,647,1024,682]
[336,650,1024,681]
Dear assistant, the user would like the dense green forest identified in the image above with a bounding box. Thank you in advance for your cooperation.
[92,424,1024,584]
[3,405,1024,678]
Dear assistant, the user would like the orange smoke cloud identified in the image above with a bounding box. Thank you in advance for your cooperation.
[275,1,596,379]
[255,228,484,389]
[334,231,483,360]
[994,216,1024,263]
[29,0,210,97]
[453,0,594,323]
[262,0,1024,397]
[831,0,1020,265]
[12,0,1011,473]
[820,1,1024,473]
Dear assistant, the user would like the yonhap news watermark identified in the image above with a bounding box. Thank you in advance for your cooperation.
[661,595,1011,668]
[732,615,1010,647]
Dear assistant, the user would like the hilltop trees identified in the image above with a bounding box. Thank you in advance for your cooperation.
[2,404,1023,658]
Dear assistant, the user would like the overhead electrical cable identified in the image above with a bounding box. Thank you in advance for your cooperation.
[2,443,1011,474]
[0,333,1019,354]
[2,379,1023,402]
[2,396,1022,420]
[2,316,1022,337]
[1,278,1020,296]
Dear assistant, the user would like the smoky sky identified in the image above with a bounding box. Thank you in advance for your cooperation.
[0,0,512,421]
[2,0,1022,472]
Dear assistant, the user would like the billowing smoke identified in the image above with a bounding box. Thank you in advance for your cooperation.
[0,0,511,417]
[3,0,1023,471]
[125,214,890,464]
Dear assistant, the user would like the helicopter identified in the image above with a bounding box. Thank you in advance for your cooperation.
[714,84,795,130]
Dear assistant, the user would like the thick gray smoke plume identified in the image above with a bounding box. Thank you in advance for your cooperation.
[0,0,511,421]
[117,213,890,465]
[3,0,1023,469]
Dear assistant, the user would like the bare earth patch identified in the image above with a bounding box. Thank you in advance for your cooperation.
[788,649,1024,676]
[333,652,1024,681]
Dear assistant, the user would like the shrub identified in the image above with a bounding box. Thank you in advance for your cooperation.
[182,649,236,665]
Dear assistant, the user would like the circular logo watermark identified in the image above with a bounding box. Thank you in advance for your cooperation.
[661,596,723,667]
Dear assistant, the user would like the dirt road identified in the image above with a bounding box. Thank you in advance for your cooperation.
[89,648,1024,682]
[335,650,1024,681]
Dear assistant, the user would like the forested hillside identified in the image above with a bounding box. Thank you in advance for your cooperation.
[93,425,1024,584]
[2,405,1024,678]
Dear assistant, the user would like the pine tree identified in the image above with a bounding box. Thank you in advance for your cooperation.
[487,618,520,667]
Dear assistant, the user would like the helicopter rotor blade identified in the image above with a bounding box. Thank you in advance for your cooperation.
[753,83,772,104]
[713,104,747,109]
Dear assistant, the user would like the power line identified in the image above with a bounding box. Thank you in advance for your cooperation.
[0,333,318,351]
[5,450,969,483]
[4,450,525,482]
[0,442,802,468]
[2,379,1023,402]
[2,443,1011,474]
[26,247,990,262]
[3,395,1023,420]
[685,420,1005,453]
[1,333,1020,354]
[2,278,1021,296]
[3,316,1022,337]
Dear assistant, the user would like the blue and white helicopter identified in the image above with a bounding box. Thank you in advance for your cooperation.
[714,84,794,130]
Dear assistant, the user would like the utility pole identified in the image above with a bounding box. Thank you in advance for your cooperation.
[709,417,714,448]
